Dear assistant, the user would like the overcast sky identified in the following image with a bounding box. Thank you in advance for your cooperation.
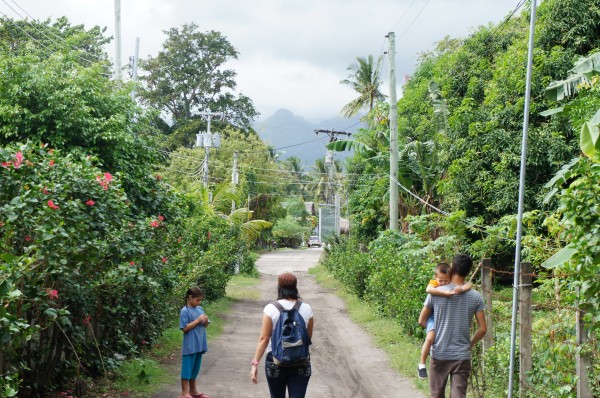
[5,0,521,122]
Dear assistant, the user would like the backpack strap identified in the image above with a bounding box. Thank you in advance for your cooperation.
[271,301,284,312]
[293,300,303,311]
[270,300,302,312]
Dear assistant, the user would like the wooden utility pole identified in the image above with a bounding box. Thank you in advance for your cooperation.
[519,262,533,394]
[481,259,493,351]
[387,32,399,231]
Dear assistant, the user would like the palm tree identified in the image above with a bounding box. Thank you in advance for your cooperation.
[340,55,386,118]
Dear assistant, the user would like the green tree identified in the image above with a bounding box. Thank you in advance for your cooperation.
[139,23,259,147]
[339,55,386,118]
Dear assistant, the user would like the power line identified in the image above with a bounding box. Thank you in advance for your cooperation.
[7,0,105,61]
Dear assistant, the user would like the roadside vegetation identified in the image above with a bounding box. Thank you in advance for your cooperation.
[325,0,599,396]
[1,0,598,396]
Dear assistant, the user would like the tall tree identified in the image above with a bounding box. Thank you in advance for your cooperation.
[139,23,258,146]
[339,55,386,118]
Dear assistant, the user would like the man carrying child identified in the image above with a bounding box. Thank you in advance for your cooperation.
[418,254,487,398]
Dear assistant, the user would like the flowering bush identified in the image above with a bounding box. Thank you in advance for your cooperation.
[0,143,184,391]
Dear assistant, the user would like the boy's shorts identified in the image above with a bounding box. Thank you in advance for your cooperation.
[426,314,435,334]
[181,352,203,380]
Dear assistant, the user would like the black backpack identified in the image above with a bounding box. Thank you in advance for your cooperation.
[270,300,311,366]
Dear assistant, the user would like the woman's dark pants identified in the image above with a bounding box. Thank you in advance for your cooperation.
[265,352,311,398]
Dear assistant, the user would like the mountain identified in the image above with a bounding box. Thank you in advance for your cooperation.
[253,109,364,167]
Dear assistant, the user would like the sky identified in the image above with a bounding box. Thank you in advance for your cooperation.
[4,0,522,123]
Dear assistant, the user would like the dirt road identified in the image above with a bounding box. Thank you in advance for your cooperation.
[153,248,424,398]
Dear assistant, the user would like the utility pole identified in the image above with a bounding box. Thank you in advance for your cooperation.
[387,32,399,231]
[129,37,140,99]
[314,128,352,204]
[114,0,122,80]
[195,112,223,195]
[231,151,239,213]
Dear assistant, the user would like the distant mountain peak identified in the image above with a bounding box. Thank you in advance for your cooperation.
[254,109,363,167]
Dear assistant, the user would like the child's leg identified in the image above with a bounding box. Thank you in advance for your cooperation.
[188,353,203,395]
[181,379,191,397]
[420,330,435,365]
[181,354,194,397]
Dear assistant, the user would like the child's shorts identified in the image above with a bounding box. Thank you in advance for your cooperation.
[181,352,203,380]
[426,314,435,333]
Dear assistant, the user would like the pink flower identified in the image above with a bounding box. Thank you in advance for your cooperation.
[140,268,144,272]
[2,161,12,168]
[85,199,95,206]
[47,200,59,210]
[13,152,23,169]
[157,214,164,221]
[161,257,167,263]
[24,235,32,242]
[49,160,55,167]
[96,172,113,190]
[47,289,59,300]
[43,187,50,194]
[150,220,160,228]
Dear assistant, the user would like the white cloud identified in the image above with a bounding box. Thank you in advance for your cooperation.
[6,0,517,120]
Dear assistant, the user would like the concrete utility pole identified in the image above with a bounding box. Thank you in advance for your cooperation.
[314,128,352,202]
[114,0,122,80]
[231,151,239,213]
[129,37,140,99]
[387,32,399,231]
[195,112,223,193]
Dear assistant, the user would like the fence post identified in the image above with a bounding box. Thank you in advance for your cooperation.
[481,258,493,351]
[576,286,592,398]
[519,262,533,394]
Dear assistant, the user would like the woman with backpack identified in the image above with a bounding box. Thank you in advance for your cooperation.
[250,272,314,398]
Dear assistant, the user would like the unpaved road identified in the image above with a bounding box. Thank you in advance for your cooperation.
[153,248,424,398]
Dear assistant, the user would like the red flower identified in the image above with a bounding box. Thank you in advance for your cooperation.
[207,231,212,240]
[129,261,135,266]
[83,315,91,325]
[47,200,59,210]
[150,220,160,228]
[157,214,164,221]
[49,159,55,167]
[177,236,182,243]
[47,289,59,300]
[13,152,23,169]
[2,161,12,168]
[24,235,32,242]
[85,199,95,206]
[155,174,163,181]
[43,186,50,194]
[161,257,167,263]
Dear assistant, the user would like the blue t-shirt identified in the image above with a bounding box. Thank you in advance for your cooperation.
[180,305,209,356]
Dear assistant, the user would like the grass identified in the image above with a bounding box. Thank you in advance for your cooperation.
[86,274,260,397]
[309,264,429,394]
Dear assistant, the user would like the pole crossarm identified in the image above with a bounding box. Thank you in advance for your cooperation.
[314,129,352,143]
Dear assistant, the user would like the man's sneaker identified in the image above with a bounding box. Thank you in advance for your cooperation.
[418,367,428,379]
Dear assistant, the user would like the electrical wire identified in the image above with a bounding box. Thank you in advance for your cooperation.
[0,3,113,77]
[7,0,105,61]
